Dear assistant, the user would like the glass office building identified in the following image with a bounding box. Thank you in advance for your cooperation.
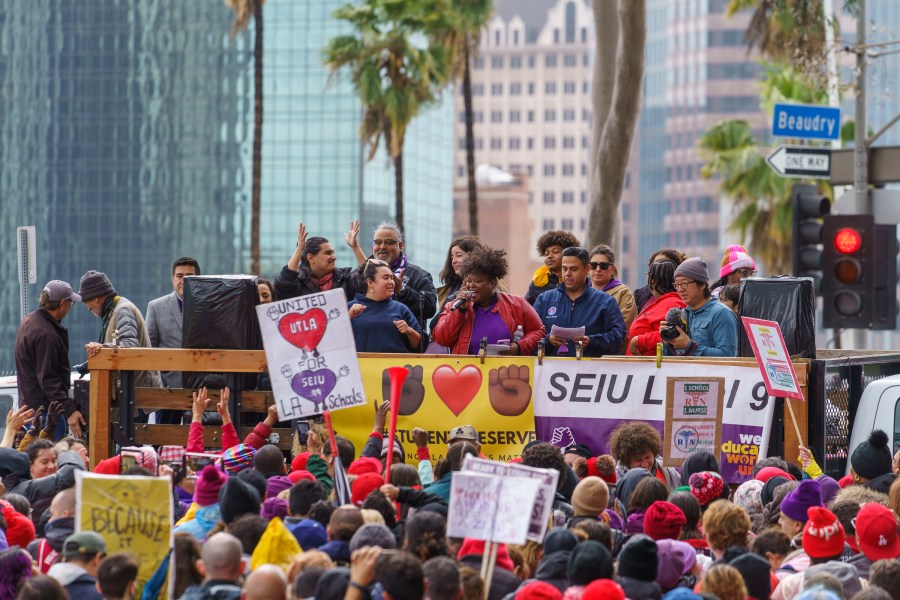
[0,0,453,372]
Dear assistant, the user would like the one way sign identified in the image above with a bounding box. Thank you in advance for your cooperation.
[766,145,831,179]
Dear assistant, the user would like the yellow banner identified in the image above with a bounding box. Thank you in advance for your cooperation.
[330,355,537,462]
[76,473,173,599]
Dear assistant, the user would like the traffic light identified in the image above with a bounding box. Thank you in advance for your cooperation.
[822,215,874,328]
[871,222,899,330]
[791,183,831,290]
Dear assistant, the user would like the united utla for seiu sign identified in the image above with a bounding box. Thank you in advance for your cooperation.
[772,102,841,141]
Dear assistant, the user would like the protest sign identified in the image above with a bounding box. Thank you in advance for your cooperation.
[742,317,804,400]
[446,472,539,545]
[76,472,173,599]
[462,455,558,542]
[533,358,783,483]
[328,355,537,462]
[257,289,366,420]
[663,377,725,466]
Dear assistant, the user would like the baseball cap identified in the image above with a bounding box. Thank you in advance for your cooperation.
[449,425,479,443]
[63,531,107,558]
[43,280,81,303]
[856,502,900,561]
[563,443,594,459]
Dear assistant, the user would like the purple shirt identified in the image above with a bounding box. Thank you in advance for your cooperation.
[467,302,511,354]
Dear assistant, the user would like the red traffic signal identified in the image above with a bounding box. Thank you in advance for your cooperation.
[833,228,862,254]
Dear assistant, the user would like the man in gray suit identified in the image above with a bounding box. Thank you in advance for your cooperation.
[146,256,201,423]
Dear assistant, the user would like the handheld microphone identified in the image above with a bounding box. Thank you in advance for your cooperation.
[449,292,472,311]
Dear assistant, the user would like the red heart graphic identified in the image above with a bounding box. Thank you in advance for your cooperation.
[278,309,327,351]
[432,365,483,417]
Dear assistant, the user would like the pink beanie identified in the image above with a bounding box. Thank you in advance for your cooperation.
[720,245,756,278]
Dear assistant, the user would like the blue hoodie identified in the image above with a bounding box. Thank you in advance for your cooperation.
[533,284,626,356]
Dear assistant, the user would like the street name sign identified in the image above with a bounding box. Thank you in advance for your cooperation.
[772,103,841,140]
[766,145,831,179]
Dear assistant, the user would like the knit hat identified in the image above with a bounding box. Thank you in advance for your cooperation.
[818,475,841,505]
[266,475,293,498]
[644,501,687,541]
[851,430,893,480]
[780,479,823,523]
[655,539,696,590]
[379,438,404,459]
[458,539,516,572]
[615,468,651,510]
[754,466,795,483]
[43,280,81,303]
[77,270,115,301]
[567,540,614,586]
[218,477,262,524]
[802,506,845,558]
[585,455,617,486]
[261,497,289,521]
[761,475,791,507]
[288,469,316,484]
[291,452,310,472]
[616,534,659,582]
[719,245,756,279]
[543,529,579,555]
[604,508,624,531]
[680,451,721,484]
[237,468,268,500]
[221,444,256,474]
[348,457,383,476]
[733,479,764,513]
[1,502,36,548]
[194,465,228,507]
[572,477,609,517]
[515,581,563,600]
[688,471,724,506]
[673,257,709,286]
[287,518,327,550]
[581,579,626,600]
[349,523,397,552]
[855,502,900,560]
[314,567,350,600]
[729,552,771,600]
[351,472,384,506]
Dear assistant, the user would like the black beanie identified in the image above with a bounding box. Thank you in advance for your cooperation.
[851,430,892,480]
[729,552,771,600]
[77,270,115,301]
[761,476,790,507]
[567,540,613,586]
[218,477,261,525]
[616,534,658,582]
[236,468,267,499]
[544,529,579,555]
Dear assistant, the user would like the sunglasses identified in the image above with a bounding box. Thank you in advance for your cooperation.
[589,262,612,270]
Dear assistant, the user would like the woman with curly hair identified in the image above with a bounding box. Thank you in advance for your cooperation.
[432,248,545,356]
[524,230,581,305]
[609,421,681,491]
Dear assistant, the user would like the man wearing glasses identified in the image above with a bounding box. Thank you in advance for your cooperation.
[661,257,738,357]
[365,222,437,344]
[14,280,85,438]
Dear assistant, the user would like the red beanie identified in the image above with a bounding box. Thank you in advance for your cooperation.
[351,472,384,506]
[92,456,121,475]
[585,455,617,485]
[514,581,563,600]
[643,501,687,541]
[458,539,516,572]
[689,471,724,506]
[348,457,382,477]
[291,452,310,472]
[803,506,845,558]
[2,502,36,548]
[755,466,795,483]
[581,579,626,600]
[288,469,316,484]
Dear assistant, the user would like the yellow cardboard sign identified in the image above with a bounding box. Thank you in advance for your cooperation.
[330,355,537,462]
[76,472,173,599]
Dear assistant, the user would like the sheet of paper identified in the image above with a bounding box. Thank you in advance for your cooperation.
[550,325,585,341]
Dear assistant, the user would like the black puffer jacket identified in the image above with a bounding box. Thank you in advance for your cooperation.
[9,450,86,524]
[273,265,356,301]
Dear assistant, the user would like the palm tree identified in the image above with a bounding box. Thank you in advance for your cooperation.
[425,0,494,236]
[324,0,450,231]
[226,0,265,276]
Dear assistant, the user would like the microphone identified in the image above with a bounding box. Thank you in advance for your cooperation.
[449,292,472,311]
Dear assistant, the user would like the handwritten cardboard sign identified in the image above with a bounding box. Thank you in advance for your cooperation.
[257,289,367,420]
[461,456,558,542]
[446,471,539,545]
[741,317,804,400]
[663,377,725,467]
[75,472,173,599]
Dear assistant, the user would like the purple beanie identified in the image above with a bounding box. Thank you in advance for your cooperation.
[780,479,823,523]
[261,497,289,521]
[266,475,293,498]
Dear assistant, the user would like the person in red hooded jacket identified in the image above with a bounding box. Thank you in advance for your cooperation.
[627,259,686,356]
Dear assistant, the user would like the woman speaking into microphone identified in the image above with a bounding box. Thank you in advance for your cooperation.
[432,248,544,355]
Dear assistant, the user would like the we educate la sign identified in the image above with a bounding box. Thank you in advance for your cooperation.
[533,358,787,483]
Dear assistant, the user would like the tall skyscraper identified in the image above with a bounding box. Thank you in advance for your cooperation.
[0,0,453,372]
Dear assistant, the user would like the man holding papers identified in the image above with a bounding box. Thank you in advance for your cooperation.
[533,247,627,357]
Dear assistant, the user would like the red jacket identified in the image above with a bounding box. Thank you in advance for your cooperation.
[626,291,686,356]
[432,292,545,355]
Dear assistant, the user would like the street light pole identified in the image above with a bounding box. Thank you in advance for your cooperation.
[854,0,868,213]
